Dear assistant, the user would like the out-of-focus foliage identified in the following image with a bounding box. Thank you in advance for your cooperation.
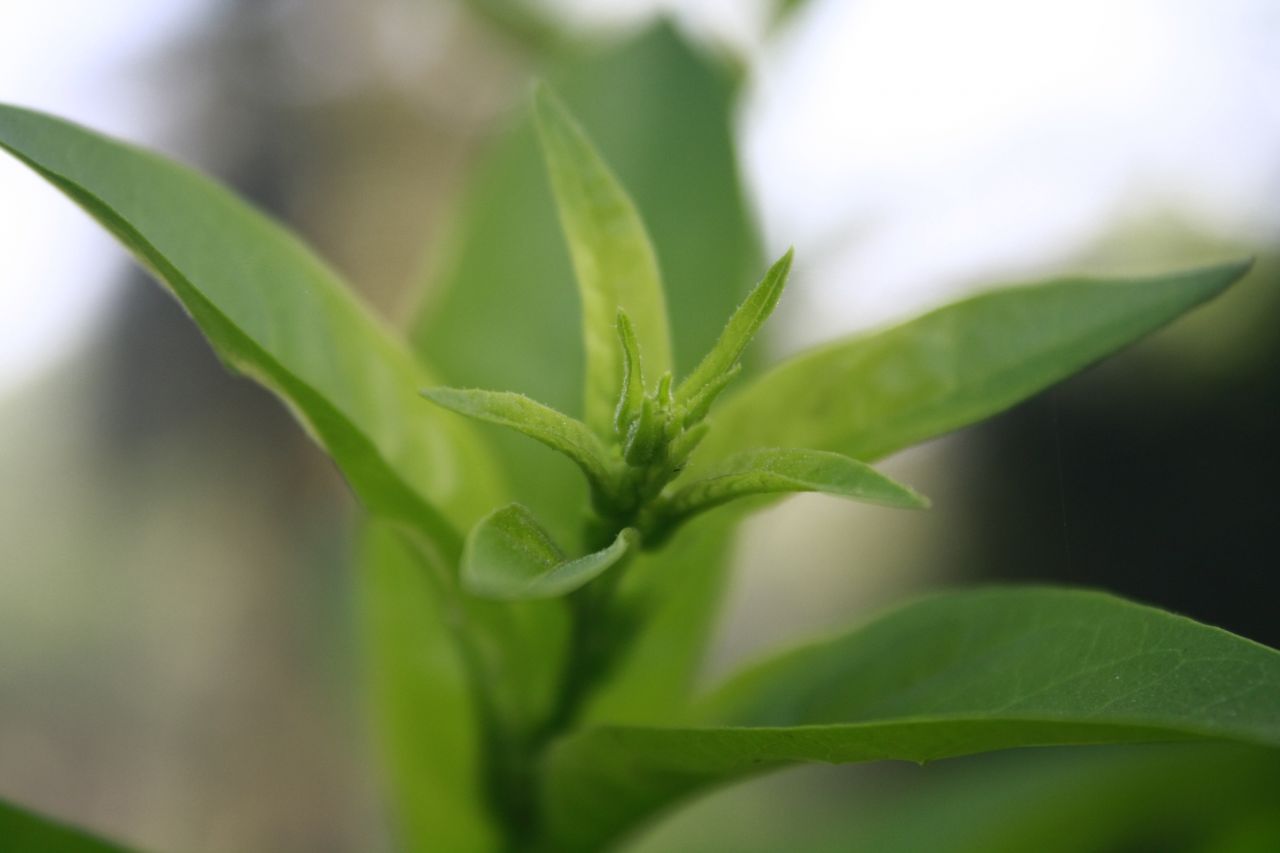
[542,587,1280,850]
[0,798,130,853]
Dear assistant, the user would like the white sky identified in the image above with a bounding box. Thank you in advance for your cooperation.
[0,0,210,397]
[2,0,1278,395]
[740,0,1280,346]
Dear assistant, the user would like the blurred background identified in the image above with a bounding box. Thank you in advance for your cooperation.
[1,1,1277,850]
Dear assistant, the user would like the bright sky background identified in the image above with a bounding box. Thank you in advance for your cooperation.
[0,0,212,397]
[2,0,1278,395]
[740,0,1280,347]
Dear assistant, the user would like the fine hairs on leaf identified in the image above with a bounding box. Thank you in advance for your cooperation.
[0,64,1270,853]
[677,247,794,406]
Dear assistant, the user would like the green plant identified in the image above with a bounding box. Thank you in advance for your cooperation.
[0,81,1276,853]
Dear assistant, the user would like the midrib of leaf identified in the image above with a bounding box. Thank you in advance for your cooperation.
[538,587,1280,850]
[694,264,1249,472]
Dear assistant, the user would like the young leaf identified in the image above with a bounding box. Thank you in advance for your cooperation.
[410,27,761,730]
[0,797,133,852]
[540,587,1280,850]
[0,104,503,554]
[422,387,616,493]
[694,262,1253,474]
[654,447,926,536]
[614,309,645,434]
[462,504,637,600]
[677,249,793,408]
[533,83,673,437]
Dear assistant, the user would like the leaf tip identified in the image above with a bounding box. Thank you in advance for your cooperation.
[420,386,456,407]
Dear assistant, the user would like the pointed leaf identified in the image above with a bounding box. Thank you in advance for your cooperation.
[463,504,637,600]
[423,387,615,493]
[695,263,1253,473]
[0,104,503,553]
[0,798,134,852]
[411,26,761,725]
[656,447,926,533]
[614,310,645,434]
[541,587,1280,850]
[677,249,793,406]
[534,83,673,437]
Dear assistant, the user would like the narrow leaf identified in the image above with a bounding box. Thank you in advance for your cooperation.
[695,263,1253,473]
[423,387,615,493]
[677,248,793,406]
[614,310,645,433]
[540,587,1280,850]
[533,83,673,437]
[463,504,637,600]
[0,104,503,553]
[657,447,926,533]
[0,797,133,852]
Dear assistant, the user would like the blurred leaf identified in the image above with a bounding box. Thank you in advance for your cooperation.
[836,745,1280,853]
[677,249,792,408]
[0,798,132,852]
[463,504,637,600]
[696,262,1252,474]
[541,587,1280,850]
[632,745,1280,853]
[423,387,614,494]
[0,105,503,554]
[533,84,672,437]
[360,522,499,852]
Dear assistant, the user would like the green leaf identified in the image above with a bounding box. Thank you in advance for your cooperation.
[613,310,646,434]
[579,515,736,726]
[422,387,615,495]
[463,504,637,600]
[677,249,793,408]
[652,447,926,538]
[0,104,503,554]
[359,522,500,852]
[631,745,1280,853]
[0,798,132,852]
[695,262,1253,473]
[540,587,1280,850]
[836,745,1280,853]
[533,82,673,437]
[411,24,760,720]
